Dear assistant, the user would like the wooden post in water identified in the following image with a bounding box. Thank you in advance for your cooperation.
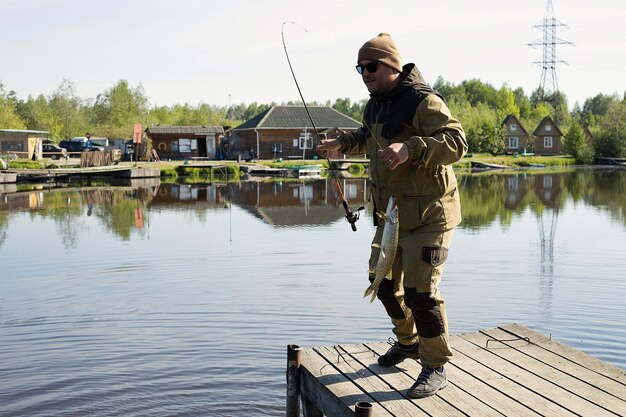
[286,344,302,417]
[355,401,373,417]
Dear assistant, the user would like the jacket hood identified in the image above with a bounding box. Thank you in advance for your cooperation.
[372,63,437,100]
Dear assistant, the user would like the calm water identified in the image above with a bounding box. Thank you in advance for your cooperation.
[1,167,625,416]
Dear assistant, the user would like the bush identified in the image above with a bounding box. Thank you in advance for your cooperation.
[160,168,178,178]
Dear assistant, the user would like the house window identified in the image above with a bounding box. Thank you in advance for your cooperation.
[544,137,553,148]
[346,183,358,199]
[0,140,23,151]
[179,138,192,153]
[299,132,312,149]
[508,137,518,149]
[177,138,197,153]
[545,124,552,132]
[292,139,298,147]
[510,123,517,132]
[543,175,553,188]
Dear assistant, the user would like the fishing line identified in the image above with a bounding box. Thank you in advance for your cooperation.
[281,20,363,231]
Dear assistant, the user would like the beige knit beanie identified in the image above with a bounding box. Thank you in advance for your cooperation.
[357,33,403,73]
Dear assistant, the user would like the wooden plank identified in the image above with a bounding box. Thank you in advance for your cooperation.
[296,325,624,417]
[481,326,626,409]
[368,340,544,417]
[315,344,430,417]
[451,335,579,416]
[365,341,509,416]
[300,346,393,417]
[455,333,616,416]
[502,323,626,382]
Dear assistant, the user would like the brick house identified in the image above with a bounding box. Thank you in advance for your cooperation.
[227,106,361,160]
[533,116,563,155]
[503,115,530,154]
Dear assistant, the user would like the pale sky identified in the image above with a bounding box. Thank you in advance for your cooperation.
[1,0,624,110]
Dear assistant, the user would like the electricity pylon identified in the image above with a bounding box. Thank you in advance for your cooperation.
[528,0,573,124]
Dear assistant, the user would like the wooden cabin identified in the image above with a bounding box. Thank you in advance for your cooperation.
[227,106,361,160]
[0,129,49,160]
[533,173,562,208]
[502,115,530,154]
[146,126,225,160]
[533,116,563,155]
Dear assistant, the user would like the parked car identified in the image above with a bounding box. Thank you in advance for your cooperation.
[58,139,103,156]
[42,144,67,160]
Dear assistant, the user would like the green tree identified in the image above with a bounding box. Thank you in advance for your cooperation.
[530,87,569,126]
[513,87,533,119]
[434,77,466,103]
[563,123,593,164]
[0,83,26,129]
[17,94,64,139]
[92,80,148,138]
[331,97,366,121]
[450,100,505,154]
[48,79,88,138]
[579,93,620,127]
[594,100,626,157]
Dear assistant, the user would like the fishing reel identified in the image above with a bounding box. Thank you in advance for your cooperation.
[343,202,365,232]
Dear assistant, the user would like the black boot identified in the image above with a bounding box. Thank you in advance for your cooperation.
[377,341,419,366]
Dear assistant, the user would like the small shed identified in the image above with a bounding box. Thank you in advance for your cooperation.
[533,116,563,155]
[502,115,530,154]
[0,129,49,160]
[228,106,361,160]
[146,126,225,160]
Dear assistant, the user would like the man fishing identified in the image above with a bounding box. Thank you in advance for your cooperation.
[317,33,467,399]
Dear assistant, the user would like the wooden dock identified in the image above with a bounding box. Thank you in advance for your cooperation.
[6,166,161,182]
[286,323,626,417]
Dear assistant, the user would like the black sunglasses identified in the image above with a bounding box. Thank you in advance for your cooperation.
[355,61,379,74]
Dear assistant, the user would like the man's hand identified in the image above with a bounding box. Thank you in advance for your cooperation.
[378,143,408,170]
[316,139,342,158]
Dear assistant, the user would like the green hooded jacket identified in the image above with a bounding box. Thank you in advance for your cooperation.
[338,63,468,233]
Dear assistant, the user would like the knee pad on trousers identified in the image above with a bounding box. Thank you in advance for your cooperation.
[404,288,445,338]
[369,275,405,320]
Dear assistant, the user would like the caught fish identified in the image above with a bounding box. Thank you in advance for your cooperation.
[364,196,399,302]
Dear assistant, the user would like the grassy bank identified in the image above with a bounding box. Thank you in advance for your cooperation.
[453,153,576,168]
[6,153,577,176]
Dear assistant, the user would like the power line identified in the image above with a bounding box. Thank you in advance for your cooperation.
[528,0,573,123]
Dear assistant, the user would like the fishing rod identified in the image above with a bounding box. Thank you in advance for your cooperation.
[281,20,363,231]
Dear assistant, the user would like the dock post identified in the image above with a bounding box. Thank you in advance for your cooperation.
[286,344,302,417]
[355,401,373,417]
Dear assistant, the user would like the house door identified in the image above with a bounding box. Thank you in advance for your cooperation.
[198,137,207,157]
[206,136,215,158]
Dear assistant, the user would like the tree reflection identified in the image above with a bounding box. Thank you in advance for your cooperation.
[0,170,624,249]
[457,169,625,230]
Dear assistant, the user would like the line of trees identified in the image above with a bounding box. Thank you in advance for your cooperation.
[1,78,624,160]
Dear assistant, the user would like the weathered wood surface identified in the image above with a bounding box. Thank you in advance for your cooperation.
[297,323,626,417]
[0,171,17,184]
[9,166,161,181]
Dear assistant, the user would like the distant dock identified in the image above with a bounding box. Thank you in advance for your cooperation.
[2,166,161,183]
[286,323,625,416]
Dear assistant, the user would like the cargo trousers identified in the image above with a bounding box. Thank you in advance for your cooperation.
[369,226,455,368]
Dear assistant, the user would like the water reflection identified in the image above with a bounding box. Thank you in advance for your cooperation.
[1,168,624,247]
[1,168,625,416]
[457,168,625,228]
